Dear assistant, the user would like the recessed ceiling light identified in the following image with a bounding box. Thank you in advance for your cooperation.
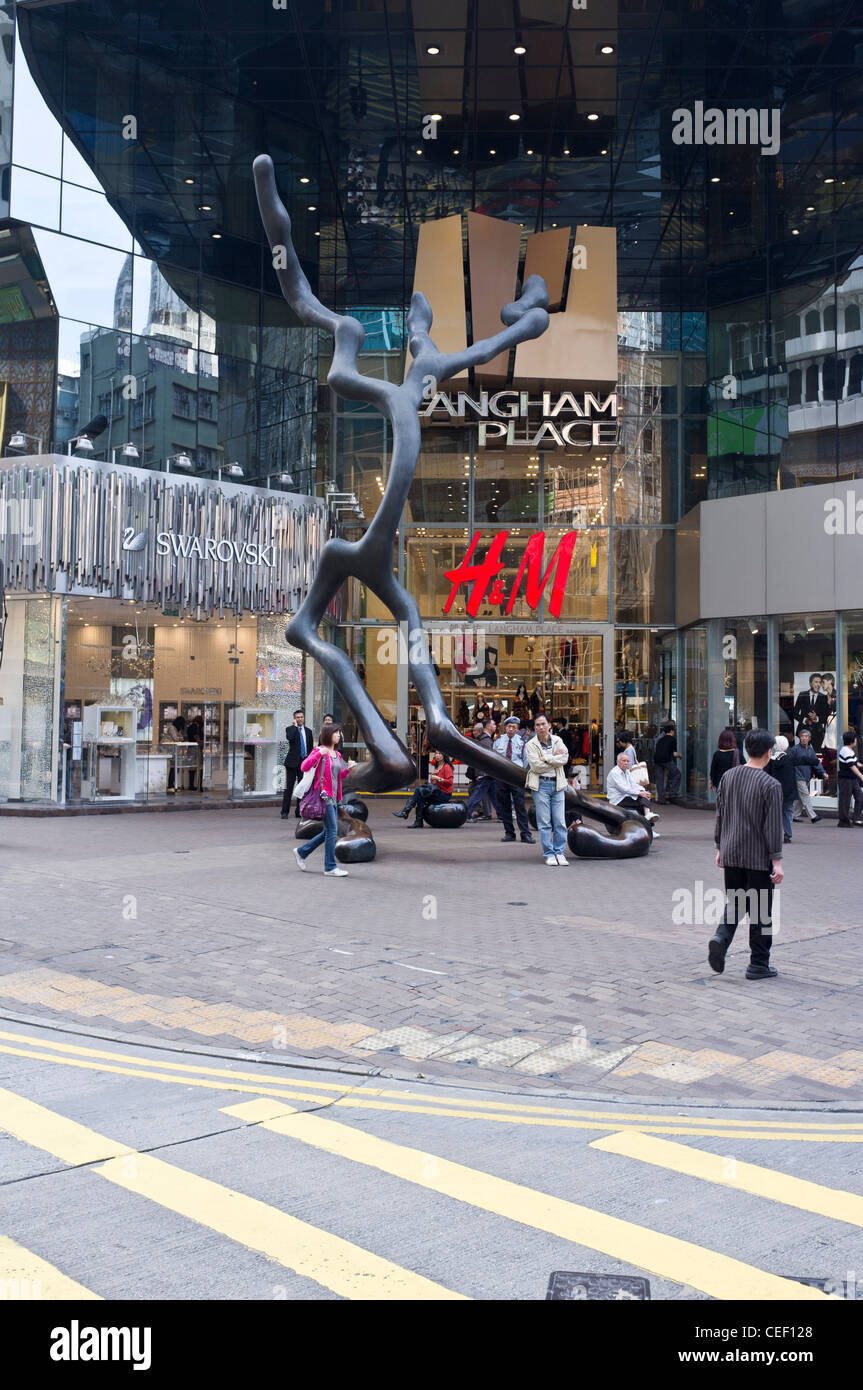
[526,148,534,155]
[426,45,440,55]
[792,228,799,235]
[824,176,834,184]
[307,204,316,210]
[508,113,520,121]
[430,113,442,122]
[415,148,423,155]
[513,45,527,55]
[600,148,607,154]
[710,176,720,183]
[489,148,496,154]
[551,222,557,227]
[600,44,615,55]
[563,147,570,155]
[587,113,599,121]
[299,176,310,184]
[452,148,460,155]
[184,177,194,185]
[806,204,815,211]
[197,204,212,211]
[314,231,320,236]
[211,231,222,238]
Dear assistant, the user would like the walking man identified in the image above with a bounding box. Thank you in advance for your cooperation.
[493,715,534,844]
[281,709,312,818]
[709,728,784,981]
[837,729,863,827]
[790,728,823,824]
[653,720,682,803]
[525,714,570,865]
[465,719,498,822]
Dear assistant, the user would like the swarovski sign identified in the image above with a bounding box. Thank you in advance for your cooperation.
[152,531,276,567]
[419,389,618,448]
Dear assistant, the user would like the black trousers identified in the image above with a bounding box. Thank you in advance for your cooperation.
[404,785,448,823]
[837,780,863,825]
[495,781,530,836]
[715,866,774,968]
[616,795,647,816]
[281,764,301,815]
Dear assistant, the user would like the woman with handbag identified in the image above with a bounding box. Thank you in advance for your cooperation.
[293,724,355,876]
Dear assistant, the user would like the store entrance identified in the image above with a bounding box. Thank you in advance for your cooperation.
[406,625,613,791]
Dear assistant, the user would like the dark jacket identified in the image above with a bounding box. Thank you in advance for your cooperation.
[789,744,822,779]
[768,753,800,801]
[792,691,829,732]
[709,749,737,789]
[284,723,312,769]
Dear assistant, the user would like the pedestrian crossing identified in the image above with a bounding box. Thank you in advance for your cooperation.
[1,1069,855,1301]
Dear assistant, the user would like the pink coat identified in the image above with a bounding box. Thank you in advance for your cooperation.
[301,746,349,799]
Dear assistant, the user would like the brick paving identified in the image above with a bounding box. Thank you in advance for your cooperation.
[0,802,861,1103]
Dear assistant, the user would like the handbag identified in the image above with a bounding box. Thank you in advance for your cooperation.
[299,757,326,819]
[630,760,650,787]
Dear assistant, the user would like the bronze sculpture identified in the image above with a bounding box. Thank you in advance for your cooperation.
[253,155,650,857]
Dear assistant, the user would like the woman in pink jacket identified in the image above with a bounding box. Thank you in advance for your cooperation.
[294,724,355,876]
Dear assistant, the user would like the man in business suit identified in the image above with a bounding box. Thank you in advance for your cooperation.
[281,709,312,818]
[792,674,829,749]
[708,728,784,980]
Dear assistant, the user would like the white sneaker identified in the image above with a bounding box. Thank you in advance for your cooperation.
[544,855,558,866]
[324,866,349,877]
[645,810,660,823]
[293,846,307,872]
[555,854,569,866]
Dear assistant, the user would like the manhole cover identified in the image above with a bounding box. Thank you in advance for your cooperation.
[546,1272,651,1301]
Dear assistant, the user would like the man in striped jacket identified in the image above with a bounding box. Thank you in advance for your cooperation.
[709,728,784,980]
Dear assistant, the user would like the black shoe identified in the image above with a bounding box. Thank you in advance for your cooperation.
[745,964,778,980]
[500,833,516,842]
[407,820,424,829]
[838,822,853,828]
[392,809,410,819]
[520,834,535,844]
[281,812,289,819]
[708,936,728,974]
[811,814,822,823]
[783,834,792,843]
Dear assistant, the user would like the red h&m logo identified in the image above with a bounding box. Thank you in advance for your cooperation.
[443,530,578,618]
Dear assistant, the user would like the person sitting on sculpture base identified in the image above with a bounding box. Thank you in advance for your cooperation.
[393,751,454,828]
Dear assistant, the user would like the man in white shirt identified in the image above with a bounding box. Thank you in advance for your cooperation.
[525,714,570,865]
[606,752,660,836]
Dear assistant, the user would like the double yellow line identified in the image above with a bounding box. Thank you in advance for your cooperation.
[2,1029,862,1142]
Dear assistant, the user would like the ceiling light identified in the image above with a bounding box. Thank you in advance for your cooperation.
[184,177,194,185]
[415,148,423,155]
[710,176,720,183]
[430,113,442,122]
[806,204,815,211]
[211,231,222,238]
[747,619,760,635]
[563,147,570,155]
[509,113,520,122]
[452,148,460,155]
[197,203,212,212]
[600,148,607,154]
[307,204,316,210]
[489,148,496,155]
[513,45,527,55]
[824,176,834,184]
[587,113,599,121]
[526,148,534,155]
[314,231,320,236]
[600,44,615,55]
[426,45,441,55]
[792,228,799,235]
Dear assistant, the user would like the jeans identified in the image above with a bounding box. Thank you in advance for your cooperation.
[782,798,795,838]
[298,800,338,871]
[466,776,498,818]
[715,866,774,968]
[532,779,567,856]
[654,762,681,803]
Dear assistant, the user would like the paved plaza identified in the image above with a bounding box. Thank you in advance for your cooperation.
[0,802,861,1105]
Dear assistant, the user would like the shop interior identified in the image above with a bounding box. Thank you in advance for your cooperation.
[62,598,263,803]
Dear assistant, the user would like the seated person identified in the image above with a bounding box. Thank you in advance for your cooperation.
[393,751,454,828]
[606,752,660,832]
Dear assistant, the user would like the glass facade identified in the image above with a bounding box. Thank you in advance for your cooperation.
[0,1,860,806]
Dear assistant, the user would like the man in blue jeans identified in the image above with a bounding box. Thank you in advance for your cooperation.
[525,714,570,865]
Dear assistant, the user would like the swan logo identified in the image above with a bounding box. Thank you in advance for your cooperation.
[122,525,276,567]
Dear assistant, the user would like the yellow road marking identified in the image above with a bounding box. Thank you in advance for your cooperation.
[1,1039,860,1142]
[592,1130,863,1228]
[221,1099,834,1302]
[3,1029,862,1129]
[0,1235,102,1300]
[0,1086,464,1301]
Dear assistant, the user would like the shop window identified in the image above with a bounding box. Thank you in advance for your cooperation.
[777,617,837,803]
[804,309,821,336]
[845,303,861,333]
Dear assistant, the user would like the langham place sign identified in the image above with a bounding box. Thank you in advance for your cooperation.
[419,389,618,449]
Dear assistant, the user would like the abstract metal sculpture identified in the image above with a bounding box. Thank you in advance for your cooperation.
[254,155,650,858]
